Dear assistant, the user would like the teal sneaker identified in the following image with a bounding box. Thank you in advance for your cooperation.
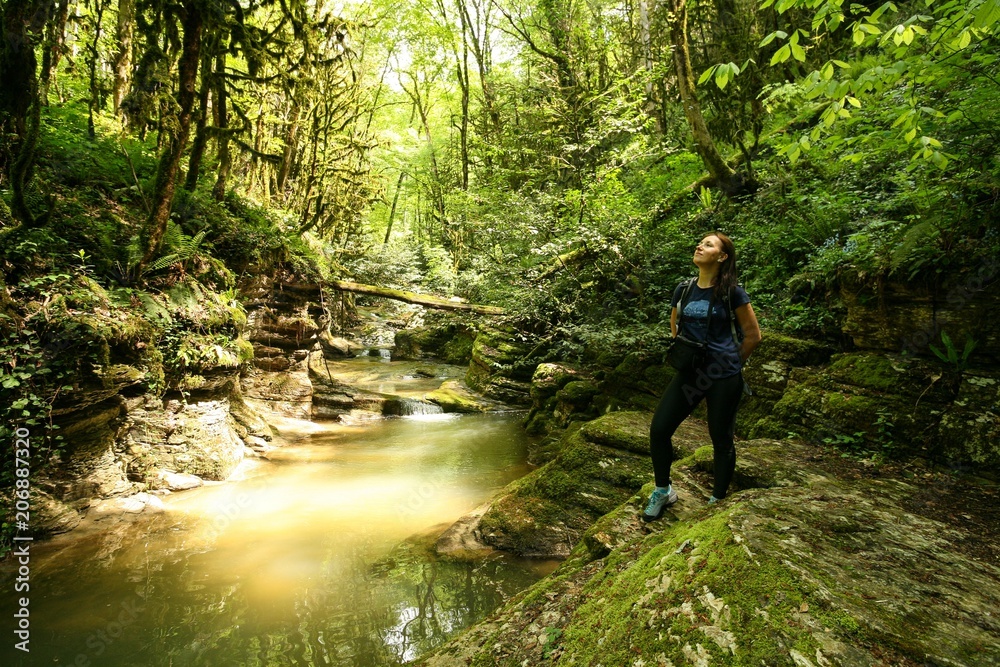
[708,496,719,505]
[642,486,678,522]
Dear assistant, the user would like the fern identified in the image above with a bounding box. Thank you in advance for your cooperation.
[118,223,208,280]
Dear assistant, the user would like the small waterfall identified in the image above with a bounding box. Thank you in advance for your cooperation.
[358,348,392,362]
[382,398,444,417]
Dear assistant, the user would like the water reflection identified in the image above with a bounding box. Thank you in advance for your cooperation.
[1,414,555,667]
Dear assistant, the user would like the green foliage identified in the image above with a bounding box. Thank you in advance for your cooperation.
[928,331,977,372]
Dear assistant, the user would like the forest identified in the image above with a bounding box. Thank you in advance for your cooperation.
[1,0,999,663]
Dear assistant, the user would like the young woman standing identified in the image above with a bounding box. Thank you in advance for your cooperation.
[643,232,762,521]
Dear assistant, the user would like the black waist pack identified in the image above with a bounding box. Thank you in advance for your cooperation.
[667,335,708,372]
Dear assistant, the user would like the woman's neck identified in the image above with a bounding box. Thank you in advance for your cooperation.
[697,265,719,289]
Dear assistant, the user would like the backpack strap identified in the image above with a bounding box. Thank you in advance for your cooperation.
[675,277,698,328]
[726,286,742,345]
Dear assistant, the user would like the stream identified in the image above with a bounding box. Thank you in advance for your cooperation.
[3,357,556,666]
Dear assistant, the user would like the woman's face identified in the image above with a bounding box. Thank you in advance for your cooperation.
[694,235,727,266]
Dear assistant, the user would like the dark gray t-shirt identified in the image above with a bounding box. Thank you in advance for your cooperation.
[671,280,750,378]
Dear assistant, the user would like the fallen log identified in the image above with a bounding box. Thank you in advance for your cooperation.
[328,280,505,315]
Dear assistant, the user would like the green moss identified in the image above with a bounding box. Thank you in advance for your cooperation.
[826,353,908,393]
[555,379,598,404]
[554,509,822,666]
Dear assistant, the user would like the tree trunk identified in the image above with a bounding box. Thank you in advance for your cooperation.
[112,0,134,113]
[183,50,212,191]
[39,0,69,104]
[383,171,406,245]
[638,0,661,134]
[668,0,738,192]
[328,280,504,315]
[140,2,202,269]
[1,0,53,227]
[211,50,230,201]
[86,0,106,139]
[275,95,300,195]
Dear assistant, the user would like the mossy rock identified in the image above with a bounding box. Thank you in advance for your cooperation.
[478,423,650,558]
[752,332,835,366]
[554,379,599,406]
[578,411,652,455]
[425,380,493,413]
[935,372,1000,467]
[422,459,1000,667]
[529,362,589,402]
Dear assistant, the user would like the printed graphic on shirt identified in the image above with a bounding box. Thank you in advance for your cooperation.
[682,300,723,327]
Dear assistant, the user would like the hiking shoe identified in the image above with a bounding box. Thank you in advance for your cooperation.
[642,486,678,522]
[708,496,719,505]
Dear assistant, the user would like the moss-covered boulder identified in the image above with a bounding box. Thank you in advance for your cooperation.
[419,440,1000,667]
[600,351,673,412]
[750,352,957,457]
[524,363,598,435]
[936,371,1000,467]
[476,411,670,558]
[466,327,536,405]
[394,323,476,365]
[738,332,836,437]
[426,379,495,413]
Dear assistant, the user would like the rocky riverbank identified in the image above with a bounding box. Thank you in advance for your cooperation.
[420,413,1000,666]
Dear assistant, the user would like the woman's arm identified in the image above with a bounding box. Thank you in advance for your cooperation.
[670,306,678,337]
[735,303,762,362]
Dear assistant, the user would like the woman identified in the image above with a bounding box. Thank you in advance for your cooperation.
[643,232,762,521]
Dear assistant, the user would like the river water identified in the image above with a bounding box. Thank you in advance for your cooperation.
[3,410,554,666]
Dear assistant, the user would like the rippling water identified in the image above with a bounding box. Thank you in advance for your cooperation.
[2,413,555,666]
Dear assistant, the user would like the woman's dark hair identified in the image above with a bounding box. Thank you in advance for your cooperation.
[707,231,738,294]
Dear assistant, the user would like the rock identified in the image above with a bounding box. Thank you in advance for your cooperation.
[240,367,313,419]
[935,371,1000,467]
[88,492,165,519]
[435,503,495,559]
[47,396,133,501]
[841,276,1000,364]
[155,469,204,491]
[126,396,245,481]
[466,327,536,405]
[417,435,1000,667]
[31,490,84,535]
[426,380,494,413]
[477,411,654,558]
[319,330,364,357]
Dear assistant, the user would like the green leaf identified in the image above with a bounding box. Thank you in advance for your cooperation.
[717,68,730,89]
[771,44,791,65]
[791,42,807,62]
[974,0,1000,30]
[698,66,716,85]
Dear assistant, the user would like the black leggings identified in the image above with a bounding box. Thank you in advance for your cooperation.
[649,369,744,499]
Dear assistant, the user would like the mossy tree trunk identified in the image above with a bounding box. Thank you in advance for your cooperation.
[328,279,505,315]
[112,0,134,113]
[140,2,203,269]
[668,0,741,195]
[0,0,53,227]
[211,49,230,201]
